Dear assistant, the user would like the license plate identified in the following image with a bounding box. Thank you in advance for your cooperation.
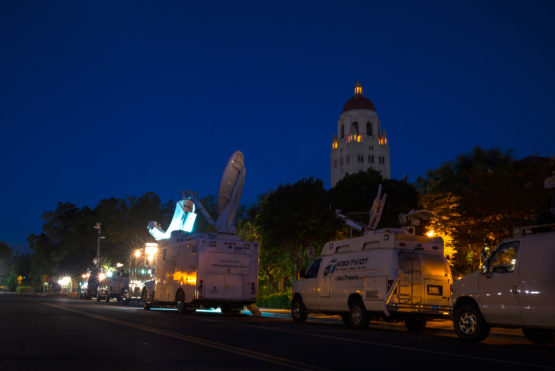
[427,285,443,296]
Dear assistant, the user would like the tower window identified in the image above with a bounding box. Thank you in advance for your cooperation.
[341,124,344,138]
[340,157,343,166]
[366,122,372,136]
[346,155,350,164]
[334,160,337,168]
[352,122,359,136]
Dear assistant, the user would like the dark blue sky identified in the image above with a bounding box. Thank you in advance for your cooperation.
[1,1,554,253]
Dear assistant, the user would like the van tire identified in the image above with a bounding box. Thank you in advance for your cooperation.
[523,328,554,344]
[291,297,308,323]
[349,300,369,329]
[142,290,151,310]
[453,304,490,342]
[405,319,427,332]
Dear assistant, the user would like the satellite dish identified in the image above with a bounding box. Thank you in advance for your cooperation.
[218,151,245,213]
[216,151,246,233]
[180,151,246,235]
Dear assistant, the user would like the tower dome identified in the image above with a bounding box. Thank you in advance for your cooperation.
[342,81,376,112]
[331,81,390,188]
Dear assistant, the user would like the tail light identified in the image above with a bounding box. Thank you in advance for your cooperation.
[198,280,204,298]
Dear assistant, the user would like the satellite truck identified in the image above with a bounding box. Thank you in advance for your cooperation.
[139,151,260,315]
[292,185,453,330]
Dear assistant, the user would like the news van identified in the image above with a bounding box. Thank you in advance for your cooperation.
[140,151,261,315]
[141,233,259,313]
[292,228,452,330]
[452,224,555,344]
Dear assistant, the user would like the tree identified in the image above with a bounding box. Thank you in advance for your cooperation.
[418,147,554,275]
[0,242,13,284]
[253,177,337,284]
[330,168,420,231]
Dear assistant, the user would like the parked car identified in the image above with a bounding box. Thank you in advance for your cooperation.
[452,224,555,344]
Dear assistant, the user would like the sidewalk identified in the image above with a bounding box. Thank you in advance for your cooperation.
[256,308,527,342]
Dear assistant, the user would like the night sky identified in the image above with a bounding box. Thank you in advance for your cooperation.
[1,1,554,253]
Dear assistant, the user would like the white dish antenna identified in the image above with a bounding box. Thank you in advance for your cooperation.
[216,151,245,233]
[183,151,246,235]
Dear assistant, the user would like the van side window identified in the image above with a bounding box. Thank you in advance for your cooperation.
[305,259,322,279]
[488,241,519,273]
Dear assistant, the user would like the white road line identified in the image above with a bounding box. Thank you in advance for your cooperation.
[197,317,555,370]
[40,301,327,371]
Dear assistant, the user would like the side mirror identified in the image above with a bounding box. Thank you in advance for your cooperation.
[479,250,489,274]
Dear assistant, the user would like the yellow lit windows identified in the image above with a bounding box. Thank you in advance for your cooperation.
[332,141,338,149]
[347,135,362,143]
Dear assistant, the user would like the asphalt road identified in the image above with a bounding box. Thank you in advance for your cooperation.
[1,295,554,370]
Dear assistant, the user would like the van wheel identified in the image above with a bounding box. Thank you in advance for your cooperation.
[349,299,369,329]
[291,297,308,323]
[340,313,351,327]
[105,294,110,303]
[523,328,554,344]
[176,291,186,314]
[142,290,151,311]
[453,304,490,342]
[405,319,427,332]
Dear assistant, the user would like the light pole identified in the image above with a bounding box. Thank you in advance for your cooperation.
[93,222,105,269]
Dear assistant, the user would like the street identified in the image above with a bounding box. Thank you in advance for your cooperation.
[1,295,553,370]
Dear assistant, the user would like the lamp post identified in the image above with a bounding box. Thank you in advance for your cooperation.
[93,222,105,269]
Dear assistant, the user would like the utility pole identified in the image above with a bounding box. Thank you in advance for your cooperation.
[93,222,105,269]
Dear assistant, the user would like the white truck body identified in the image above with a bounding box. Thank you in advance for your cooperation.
[292,229,452,328]
[452,226,555,343]
[143,231,258,312]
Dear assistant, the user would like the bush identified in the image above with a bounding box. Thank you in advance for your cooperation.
[257,291,291,309]
[16,286,34,294]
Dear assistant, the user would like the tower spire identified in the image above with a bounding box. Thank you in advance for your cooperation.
[354,81,363,96]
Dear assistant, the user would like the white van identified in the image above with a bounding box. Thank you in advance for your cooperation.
[142,232,259,314]
[452,225,555,344]
[292,229,452,330]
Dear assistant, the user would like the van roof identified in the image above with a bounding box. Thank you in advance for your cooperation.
[320,230,444,256]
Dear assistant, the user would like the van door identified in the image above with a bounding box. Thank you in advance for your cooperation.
[479,241,522,325]
[398,252,422,305]
[518,236,555,327]
[299,258,321,310]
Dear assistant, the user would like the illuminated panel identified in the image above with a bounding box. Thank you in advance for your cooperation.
[148,199,198,240]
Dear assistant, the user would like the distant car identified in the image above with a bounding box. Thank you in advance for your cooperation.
[97,271,129,303]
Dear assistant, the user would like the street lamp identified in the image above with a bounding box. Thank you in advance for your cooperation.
[93,222,106,268]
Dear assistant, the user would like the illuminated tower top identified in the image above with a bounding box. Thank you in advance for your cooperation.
[331,82,390,187]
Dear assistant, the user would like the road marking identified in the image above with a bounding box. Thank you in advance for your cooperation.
[197,317,555,370]
[40,301,326,370]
